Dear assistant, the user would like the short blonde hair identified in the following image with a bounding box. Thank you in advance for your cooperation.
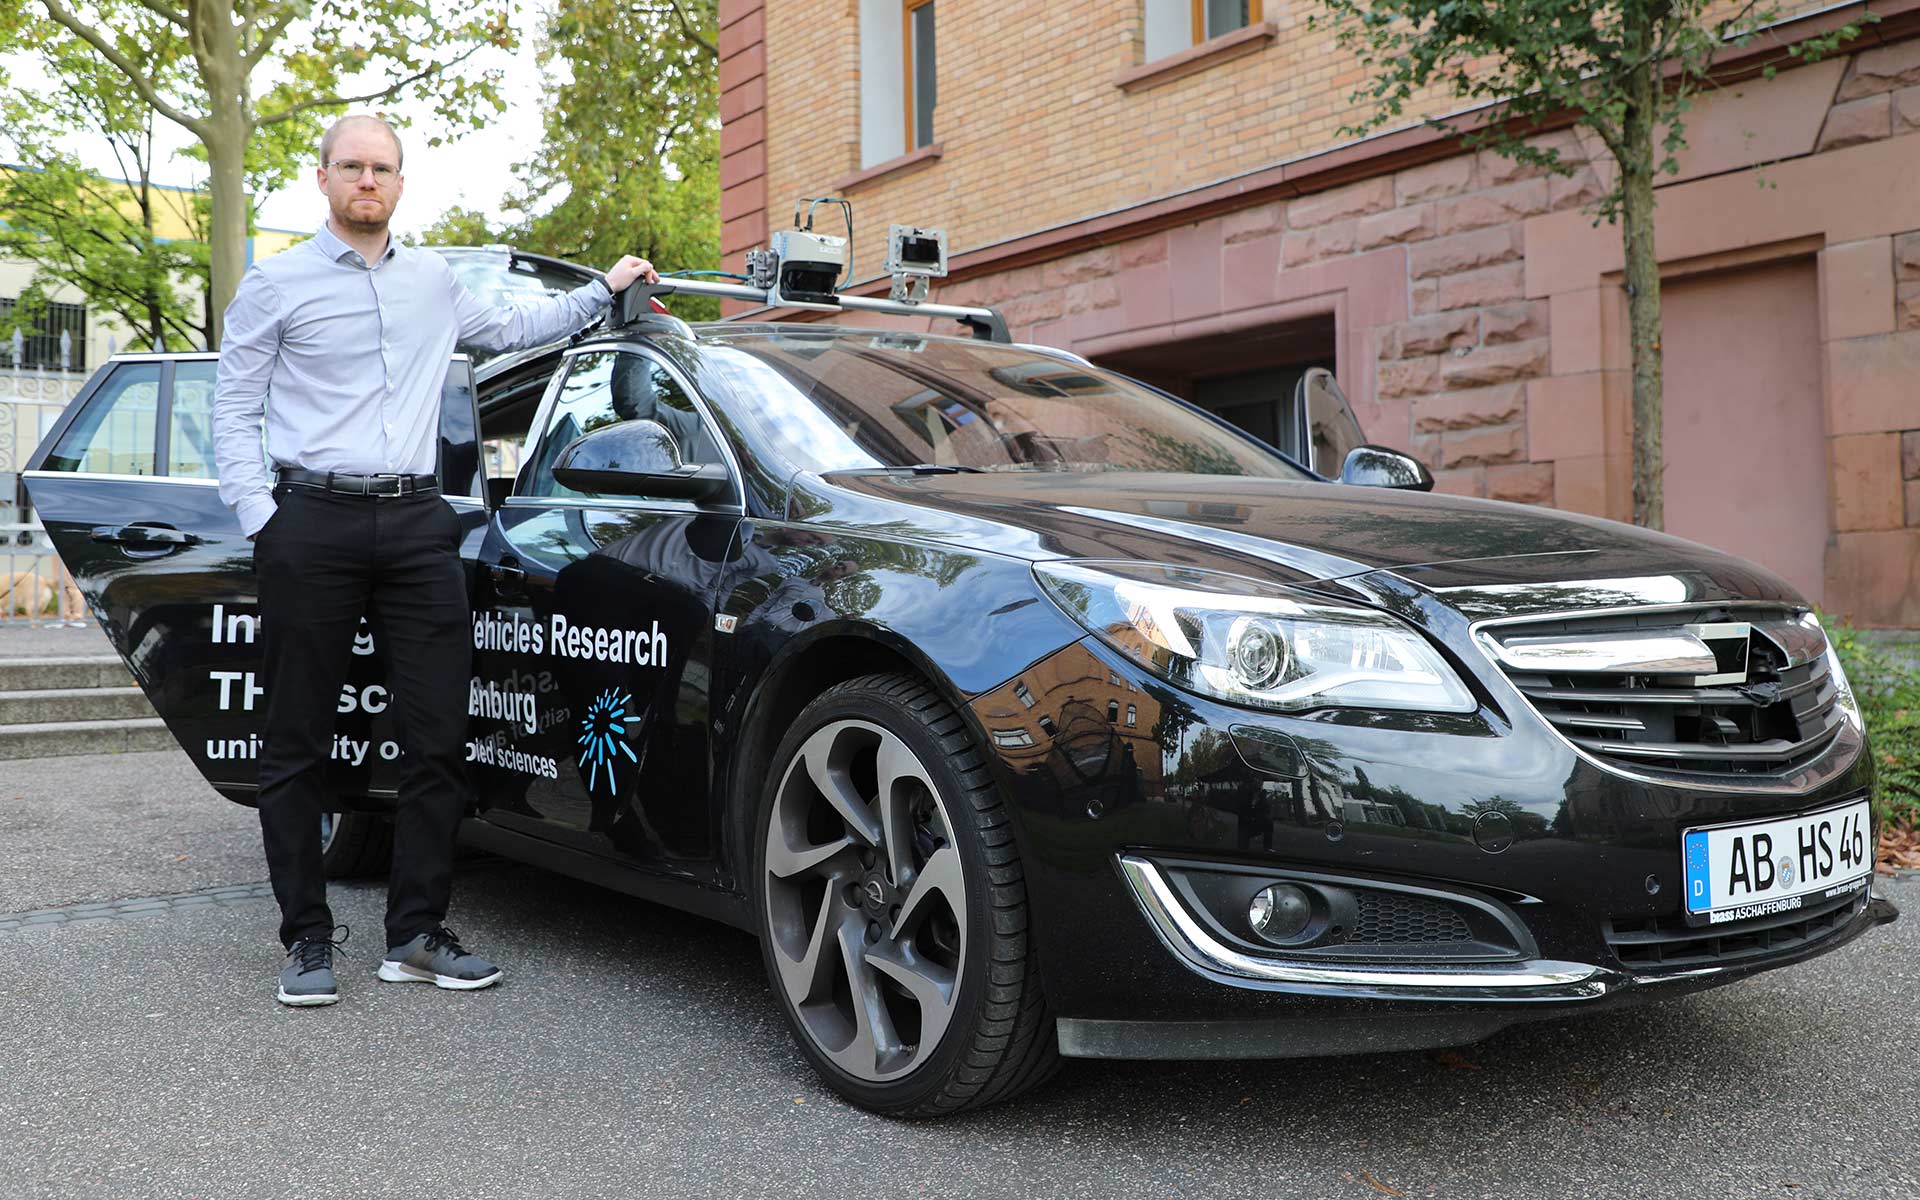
[318,114,404,169]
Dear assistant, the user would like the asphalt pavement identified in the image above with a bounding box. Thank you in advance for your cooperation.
[2,745,1916,1199]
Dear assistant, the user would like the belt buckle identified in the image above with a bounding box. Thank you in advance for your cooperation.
[369,473,407,497]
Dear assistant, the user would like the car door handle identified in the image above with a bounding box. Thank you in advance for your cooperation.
[89,524,203,547]
[489,562,527,586]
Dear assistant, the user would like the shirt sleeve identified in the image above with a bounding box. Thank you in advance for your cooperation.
[213,267,284,538]
[449,272,613,355]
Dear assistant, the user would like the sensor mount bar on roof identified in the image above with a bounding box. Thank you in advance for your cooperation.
[613,277,1011,344]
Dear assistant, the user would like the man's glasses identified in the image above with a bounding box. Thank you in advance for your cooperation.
[327,160,399,184]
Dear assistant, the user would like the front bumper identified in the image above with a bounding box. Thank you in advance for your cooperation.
[969,636,1892,1036]
[1062,883,1898,1059]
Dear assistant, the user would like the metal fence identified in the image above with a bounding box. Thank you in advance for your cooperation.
[2,369,89,625]
[0,524,84,624]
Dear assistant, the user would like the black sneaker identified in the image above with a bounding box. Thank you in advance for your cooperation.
[377,926,503,991]
[277,925,349,1007]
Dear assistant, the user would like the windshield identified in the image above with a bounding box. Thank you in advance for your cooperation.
[698,331,1310,480]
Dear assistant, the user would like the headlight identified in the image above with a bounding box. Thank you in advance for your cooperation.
[1807,613,1864,733]
[1034,561,1476,714]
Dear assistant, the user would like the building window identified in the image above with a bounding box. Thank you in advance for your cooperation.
[905,0,936,151]
[993,728,1036,748]
[0,299,87,372]
[1196,0,1259,41]
[1144,0,1261,60]
[1014,681,1036,708]
[1126,704,1138,726]
[858,0,937,167]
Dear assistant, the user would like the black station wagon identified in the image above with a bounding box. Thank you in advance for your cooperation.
[22,248,1898,1116]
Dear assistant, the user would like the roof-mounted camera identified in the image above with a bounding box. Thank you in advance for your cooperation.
[617,197,1010,343]
[884,224,948,303]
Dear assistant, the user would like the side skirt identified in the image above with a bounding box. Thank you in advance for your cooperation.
[456,818,754,933]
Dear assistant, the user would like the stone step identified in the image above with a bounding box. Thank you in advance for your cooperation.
[0,717,176,761]
[0,686,155,726]
[0,656,131,693]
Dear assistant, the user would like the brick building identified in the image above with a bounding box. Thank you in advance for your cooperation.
[718,0,1920,627]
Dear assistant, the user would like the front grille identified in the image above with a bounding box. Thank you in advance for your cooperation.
[1604,888,1864,969]
[1482,608,1845,777]
[1348,889,1474,945]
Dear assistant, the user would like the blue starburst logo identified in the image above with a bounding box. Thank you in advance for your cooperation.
[578,687,638,795]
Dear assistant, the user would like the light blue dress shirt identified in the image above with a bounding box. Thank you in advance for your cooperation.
[212,223,611,536]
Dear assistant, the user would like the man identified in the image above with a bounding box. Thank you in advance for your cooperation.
[213,113,659,1007]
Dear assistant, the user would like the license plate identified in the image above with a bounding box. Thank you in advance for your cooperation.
[1682,798,1872,927]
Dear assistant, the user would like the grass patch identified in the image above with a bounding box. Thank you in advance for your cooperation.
[1822,616,1920,834]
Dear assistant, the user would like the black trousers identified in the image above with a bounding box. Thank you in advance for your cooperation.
[252,481,471,950]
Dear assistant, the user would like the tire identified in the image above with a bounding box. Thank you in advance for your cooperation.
[752,672,1060,1117]
[319,810,393,879]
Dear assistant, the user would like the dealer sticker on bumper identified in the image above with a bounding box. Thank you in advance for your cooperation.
[1683,799,1872,927]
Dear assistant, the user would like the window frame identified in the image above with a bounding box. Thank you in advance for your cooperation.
[510,342,746,514]
[1191,0,1261,44]
[902,0,936,153]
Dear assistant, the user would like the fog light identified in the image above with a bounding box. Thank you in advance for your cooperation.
[1248,883,1311,943]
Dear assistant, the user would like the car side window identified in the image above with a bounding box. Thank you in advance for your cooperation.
[43,362,161,475]
[168,361,219,478]
[524,350,726,501]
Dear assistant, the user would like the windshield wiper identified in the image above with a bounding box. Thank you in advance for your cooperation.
[897,464,986,474]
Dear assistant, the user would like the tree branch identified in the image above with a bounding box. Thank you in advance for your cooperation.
[129,0,188,29]
[245,8,302,68]
[654,0,717,58]
[253,42,486,126]
[33,0,209,137]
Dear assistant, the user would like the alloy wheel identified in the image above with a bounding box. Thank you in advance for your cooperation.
[762,718,969,1082]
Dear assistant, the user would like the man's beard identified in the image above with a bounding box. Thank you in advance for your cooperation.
[331,194,390,237]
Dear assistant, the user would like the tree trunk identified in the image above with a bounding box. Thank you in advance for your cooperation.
[191,0,247,349]
[203,123,248,349]
[1619,38,1665,530]
[137,133,166,352]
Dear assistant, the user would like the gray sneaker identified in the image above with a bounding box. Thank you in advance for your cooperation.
[376,926,503,990]
[277,925,348,1007]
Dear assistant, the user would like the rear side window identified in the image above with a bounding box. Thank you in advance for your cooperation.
[43,363,161,475]
[169,361,219,478]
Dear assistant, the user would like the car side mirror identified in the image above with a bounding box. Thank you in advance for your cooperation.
[1339,445,1434,491]
[551,419,731,500]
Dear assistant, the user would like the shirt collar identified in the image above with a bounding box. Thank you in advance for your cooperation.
[312,221,397,268]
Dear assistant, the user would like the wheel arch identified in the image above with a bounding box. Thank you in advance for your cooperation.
[721,621,996,892]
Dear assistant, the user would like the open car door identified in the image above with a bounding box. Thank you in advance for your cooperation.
[22,352,484,810]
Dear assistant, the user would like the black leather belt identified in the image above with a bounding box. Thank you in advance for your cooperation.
[277,467,439,497]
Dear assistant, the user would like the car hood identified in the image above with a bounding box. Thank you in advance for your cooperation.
[799,470,1803,610]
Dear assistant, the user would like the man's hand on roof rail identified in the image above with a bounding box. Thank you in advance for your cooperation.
[604,256,661,293]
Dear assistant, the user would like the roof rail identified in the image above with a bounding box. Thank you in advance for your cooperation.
[613,277,1011,344]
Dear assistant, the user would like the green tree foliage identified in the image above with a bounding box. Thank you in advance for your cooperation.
[413,204,502,249]
[0,0,311,350]
[509,0,720,320]
[1824,617,1920,827]
[1315,0,1867,529]
[5,0,518,345]
[411,2,721,320]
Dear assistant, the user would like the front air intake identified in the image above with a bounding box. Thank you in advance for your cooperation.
[1479,609,1845,777]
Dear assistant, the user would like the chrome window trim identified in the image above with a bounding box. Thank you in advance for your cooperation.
[1118,856,1605,996]
[23,469,218,488]
[1466,602,1861,794]
[500,495,711,516]
[26,470,486,509]
[512,342,745,514]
